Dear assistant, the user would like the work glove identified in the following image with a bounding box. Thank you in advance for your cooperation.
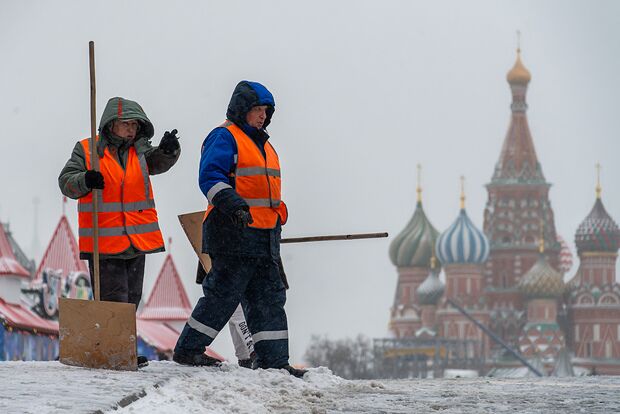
[84,170,105,190]
[277,257,289,289]
[159,129,180,154]
[231,208,253,228]
[195,260,208,285]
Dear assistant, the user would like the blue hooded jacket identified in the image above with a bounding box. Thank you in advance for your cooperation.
[199,81,281,258]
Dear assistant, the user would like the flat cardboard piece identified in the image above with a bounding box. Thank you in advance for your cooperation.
[58,298,138,371]
[178,210,211,272]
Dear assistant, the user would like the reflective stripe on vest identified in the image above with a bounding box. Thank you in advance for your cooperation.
[77,137,164,254]
[205,121,287,229]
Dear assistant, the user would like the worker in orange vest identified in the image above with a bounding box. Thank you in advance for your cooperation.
[59,97,180,367]
[173,81,306,378]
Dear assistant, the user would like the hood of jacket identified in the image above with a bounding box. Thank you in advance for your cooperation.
[98,97,155,141]
[226,81,275,130]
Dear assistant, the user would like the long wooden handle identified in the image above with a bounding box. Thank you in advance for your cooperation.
[281,232,388,244]
[89,41,100,301]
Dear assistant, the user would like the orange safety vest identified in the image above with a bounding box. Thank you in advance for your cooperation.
[77,137,164,254]
[205,121,288,229]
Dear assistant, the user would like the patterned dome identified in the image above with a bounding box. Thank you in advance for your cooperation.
[436,209,490,265]
[389,201,440,268]
[506,49,531,85]
[557,235,573,274]
[416,264,445,306]
[518,255,565,299]
[575,197,620,254]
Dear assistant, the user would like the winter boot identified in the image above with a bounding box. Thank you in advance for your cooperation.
[281,365,308,378]
[238,351,257,369]
[173,352,221,367]
[137,355,149,368]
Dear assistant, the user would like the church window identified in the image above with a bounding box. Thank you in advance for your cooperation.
[575,325,580,341]
[586,342,592,357]
[593,324,600,341]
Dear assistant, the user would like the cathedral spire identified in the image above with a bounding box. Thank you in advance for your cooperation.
[595,163,602,199]
[416,163,422,203]
[491,44,544,184]
[460,175,466,210]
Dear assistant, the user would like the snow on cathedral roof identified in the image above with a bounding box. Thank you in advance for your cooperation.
[34,215,87,281]
[138,253,192,321]
[0,221,30,278]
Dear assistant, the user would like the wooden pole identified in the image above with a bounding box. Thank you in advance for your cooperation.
[280,232,388,244]
[89,41,100,301]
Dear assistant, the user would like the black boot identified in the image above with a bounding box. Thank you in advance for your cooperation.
[137,355,149,368]
[173,352,222,367]
[281,365,307,378]
[238,351,256,369]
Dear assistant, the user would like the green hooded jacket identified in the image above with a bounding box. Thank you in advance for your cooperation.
[58,97,180,259]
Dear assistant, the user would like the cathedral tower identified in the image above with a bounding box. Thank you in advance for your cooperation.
[388,166,440,338]
[482,49,561,346]
[567,168,620,373]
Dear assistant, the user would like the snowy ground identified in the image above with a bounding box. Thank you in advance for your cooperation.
[2,361,619,413]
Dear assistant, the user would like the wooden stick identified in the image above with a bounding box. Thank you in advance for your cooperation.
[281,232,388,244]
[89,41,100,302]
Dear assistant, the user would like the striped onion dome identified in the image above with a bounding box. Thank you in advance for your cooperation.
[557,235,573,274]
[518,254,565,299]
[436,209,490,265]
[389,201,440,268]
[575,197,620,254]
[416,261,445,305]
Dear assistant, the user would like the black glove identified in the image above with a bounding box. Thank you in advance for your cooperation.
[277,257,289,289]
[84,170,105,189]
[159,129,180,154]
[231,208,254,228]
[196,261,208,285]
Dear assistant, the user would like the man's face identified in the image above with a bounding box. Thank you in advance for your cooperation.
[246,105,268,129]
[111,119,139,140]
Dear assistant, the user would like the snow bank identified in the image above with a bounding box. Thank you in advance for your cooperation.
[2,361,620,413]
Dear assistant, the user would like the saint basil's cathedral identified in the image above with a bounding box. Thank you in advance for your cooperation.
[385,48,620,376]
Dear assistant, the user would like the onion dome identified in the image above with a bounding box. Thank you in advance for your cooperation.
[389,166,440,268]
[506,48,531,85]
[389,201,440,267]
[416,258,445,305]
[519,240,565,299]
[557,235,573,274]
[575,198,620,254]
[436,177,490,265]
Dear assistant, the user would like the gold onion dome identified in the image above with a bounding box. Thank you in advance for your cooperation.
[506,49,531,84]
[518,254,565,299]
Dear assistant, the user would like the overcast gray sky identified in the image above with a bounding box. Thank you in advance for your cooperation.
[1,0,619,363]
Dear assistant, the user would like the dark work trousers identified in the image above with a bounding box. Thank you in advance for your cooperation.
[87,255,146,309]
[175,254,289,369]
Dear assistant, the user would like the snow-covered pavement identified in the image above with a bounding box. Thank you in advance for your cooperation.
[1,361,619,413]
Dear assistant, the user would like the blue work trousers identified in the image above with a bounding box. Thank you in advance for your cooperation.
[175,254,289,368]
